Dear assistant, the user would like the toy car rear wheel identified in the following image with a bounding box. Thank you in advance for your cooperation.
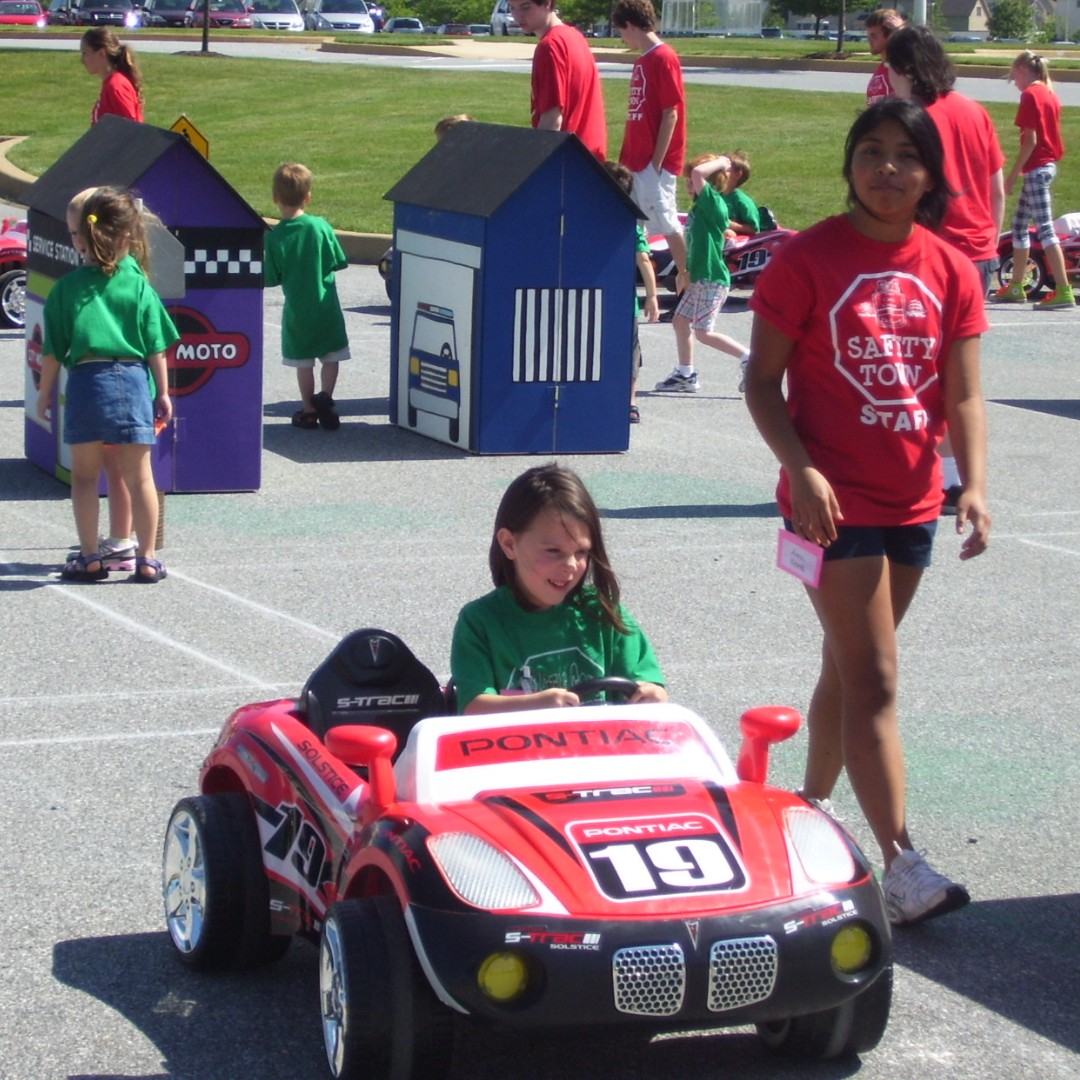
[997,251,1047,297]
[162,793,290,970]
[320,896,453,1080]
[756,964,892,1059]
[0,269,26,329]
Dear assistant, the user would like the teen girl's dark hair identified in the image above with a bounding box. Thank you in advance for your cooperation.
[843,98,952,230]
[489,464,626,631]
[79,187,147,276]
[81,28,143,101]
[885,25,955,104]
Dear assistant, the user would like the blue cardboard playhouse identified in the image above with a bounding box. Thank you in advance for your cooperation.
[23,115,266,492]
[385,123,642,454]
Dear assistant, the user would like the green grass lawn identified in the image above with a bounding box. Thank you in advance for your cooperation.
[4,47,1080,236]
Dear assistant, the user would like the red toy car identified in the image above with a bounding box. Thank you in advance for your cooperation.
[163,629,892,1079]
[0,216,27,330]
[996,214,1080,299]
[646,209,797,298]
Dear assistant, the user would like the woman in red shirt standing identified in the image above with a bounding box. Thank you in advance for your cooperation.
[995,51,1073,309]
[81,28,144,126]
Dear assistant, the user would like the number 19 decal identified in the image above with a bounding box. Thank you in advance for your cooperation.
[571,815,745,900]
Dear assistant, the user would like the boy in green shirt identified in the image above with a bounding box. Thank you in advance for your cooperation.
[264,162,350,431]
[655,154,750,395]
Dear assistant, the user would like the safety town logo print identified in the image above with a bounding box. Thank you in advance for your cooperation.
[831,272,942,415]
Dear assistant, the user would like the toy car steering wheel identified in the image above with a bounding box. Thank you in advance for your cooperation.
[568,676,639,703]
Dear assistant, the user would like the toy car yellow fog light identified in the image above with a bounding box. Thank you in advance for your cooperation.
[831,924,872,975]
[477,951,529,1004]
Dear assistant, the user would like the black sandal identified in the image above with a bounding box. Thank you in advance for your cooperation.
[292,409,319,429]
[61,552,108,582]
[130,557,167,583]
[311,391,341,431]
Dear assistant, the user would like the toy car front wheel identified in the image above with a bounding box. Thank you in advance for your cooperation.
[320,896,453,1080]
[756,964,892,1059]
[997,251,1047,297]
[0,269,26,329]
[162,793,290,970]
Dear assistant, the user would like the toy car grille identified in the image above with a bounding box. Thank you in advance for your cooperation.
[707,936,779,1012]
[612,944,685,1016]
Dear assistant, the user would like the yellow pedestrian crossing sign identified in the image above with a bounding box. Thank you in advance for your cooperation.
[171,115,210,160]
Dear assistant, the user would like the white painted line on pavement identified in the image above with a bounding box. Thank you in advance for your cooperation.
[166,568,340,640]
[0,728,219,749]
[44,581,282,690]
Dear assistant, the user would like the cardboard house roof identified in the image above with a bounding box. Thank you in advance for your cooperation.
[384,122,644,221]
[24,115,264,227]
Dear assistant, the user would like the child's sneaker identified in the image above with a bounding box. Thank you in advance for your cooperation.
[654,369,700,393]
[99,536,136,573]
[1036,287,1076,309]
[881,845,970,926]
[992,283,1028,303]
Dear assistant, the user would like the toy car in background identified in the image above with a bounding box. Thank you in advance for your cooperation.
[163,628,892,1080]
[995,214,1080,299]
[0,217,27,330]
[645,209,797,299]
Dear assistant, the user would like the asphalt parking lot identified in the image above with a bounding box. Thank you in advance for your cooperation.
[1,257,1079,1078]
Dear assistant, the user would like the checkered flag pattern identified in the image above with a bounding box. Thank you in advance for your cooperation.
[175,228,264,289]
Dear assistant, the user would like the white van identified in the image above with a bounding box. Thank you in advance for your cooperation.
[490,0,522,35]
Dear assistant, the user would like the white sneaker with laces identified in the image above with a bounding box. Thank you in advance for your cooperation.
[882,844,970,926]
[654,369,700,393]
[100,536,137,573]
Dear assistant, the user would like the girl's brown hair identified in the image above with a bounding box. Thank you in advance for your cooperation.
[78,187,147,276]
[81,28,143,101]
[489,464,626,632]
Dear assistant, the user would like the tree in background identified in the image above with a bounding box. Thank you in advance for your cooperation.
[780,0,844,40]
[987,0,1034,41]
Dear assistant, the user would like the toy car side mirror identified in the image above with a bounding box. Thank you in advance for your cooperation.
[325,725,398,810]
[736,706,802,784]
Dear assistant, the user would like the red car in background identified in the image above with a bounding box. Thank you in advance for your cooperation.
[995,214,1080,299]
[0,217,27,330]
[185,0,253,27]
[0,0,47,24]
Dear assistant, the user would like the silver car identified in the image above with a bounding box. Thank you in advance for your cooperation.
[249,0,303,30]
[300,0,373,32]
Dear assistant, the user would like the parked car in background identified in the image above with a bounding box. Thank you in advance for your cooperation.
[300,0,373,32]
[0,0,47,25]
[50,0,141,26]
[141,0,190,25]
[490,0,520,34]
[436,21,469,34]
[469,22,490,34]
[383,14,422,32]
[185,0,253,28]
[249,0,303,29]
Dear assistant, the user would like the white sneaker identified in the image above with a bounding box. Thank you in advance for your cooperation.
[654,369,700,393]
[882,845,970,926]
[100,536,136,573]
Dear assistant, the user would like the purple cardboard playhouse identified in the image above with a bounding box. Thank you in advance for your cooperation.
[23,115,265,492]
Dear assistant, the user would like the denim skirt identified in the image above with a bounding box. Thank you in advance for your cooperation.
[64,360,156,445]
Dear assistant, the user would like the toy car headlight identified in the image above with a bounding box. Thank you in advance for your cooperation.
[784,807,856,883]
[427,833,540,910]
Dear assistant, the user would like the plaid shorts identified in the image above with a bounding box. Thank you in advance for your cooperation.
[674,280,728,332]
[1012,164,1059,248]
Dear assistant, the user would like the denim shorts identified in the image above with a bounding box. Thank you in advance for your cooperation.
[64,359,156,445]
[784,519,938,569]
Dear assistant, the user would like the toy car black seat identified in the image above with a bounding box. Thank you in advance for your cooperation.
[299,629,448,751]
